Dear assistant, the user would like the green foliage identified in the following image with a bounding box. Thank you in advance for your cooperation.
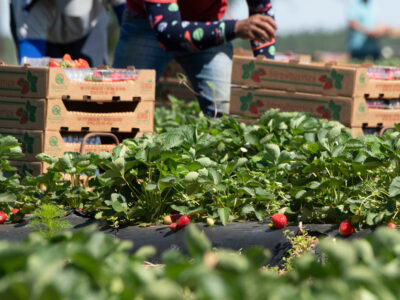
[280,229,317,272]
[27,203,72,238]
[0,225,400,299]
[0,135,25,214]
[2,102,400,228]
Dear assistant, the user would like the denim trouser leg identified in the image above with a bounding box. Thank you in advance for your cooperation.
[113,10,233,117]
[112,11,173,80]
[174,43,233,117]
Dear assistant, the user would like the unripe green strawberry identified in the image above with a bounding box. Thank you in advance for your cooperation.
[206,218,215,227]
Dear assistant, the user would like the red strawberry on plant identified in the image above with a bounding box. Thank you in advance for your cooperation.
[169,222,179,232]
[0,211,6,224]
[177,215,190,227]
[10,209,23,223]
[338,221,354,236]
[271,213,287,229]
[164,214,182,225]
[252,73,261,83]
[387,222,396,229]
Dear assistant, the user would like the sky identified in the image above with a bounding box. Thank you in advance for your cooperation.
[2,0,400,36]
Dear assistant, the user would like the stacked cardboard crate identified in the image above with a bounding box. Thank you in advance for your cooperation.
[230,55,400,136]
[0,63,156,175]
[156,50,312,106]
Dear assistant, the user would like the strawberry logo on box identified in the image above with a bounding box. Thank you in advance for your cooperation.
[318,69,344,90]
[240,93,264,115]
[242,61,266,83]
[316,100,342,121]
[21,132,34,154]
[17,71,38,95]
[15,101,37,124]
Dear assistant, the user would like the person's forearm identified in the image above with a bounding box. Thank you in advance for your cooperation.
[349,20,370,35]
[246,0,276,58]
[144,1,236,52]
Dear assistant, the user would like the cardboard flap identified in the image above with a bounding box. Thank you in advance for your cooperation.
[361,62,374,68]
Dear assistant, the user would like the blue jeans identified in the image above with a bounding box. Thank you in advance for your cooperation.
[113,10,233,117]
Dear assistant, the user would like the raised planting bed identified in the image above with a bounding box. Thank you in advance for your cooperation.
[0,211,375,266]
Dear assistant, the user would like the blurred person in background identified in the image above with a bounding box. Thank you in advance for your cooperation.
[113,0,277,117]
[9,0,126,66]
[347,0,391,60]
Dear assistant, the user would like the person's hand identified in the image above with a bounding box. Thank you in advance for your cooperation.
[234,14,277,43]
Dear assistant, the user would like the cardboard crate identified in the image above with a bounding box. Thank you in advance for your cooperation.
[0,128,150,161]
[0,63,155,101]
[0,97,154,132]
[9,160,43,177]
[156,78,196,103]
[232,55,400,98]
[352,98,400,128]
[233,48,312,63]
[230,87,353,126]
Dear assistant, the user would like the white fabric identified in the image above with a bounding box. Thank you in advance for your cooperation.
[12,0,125,43]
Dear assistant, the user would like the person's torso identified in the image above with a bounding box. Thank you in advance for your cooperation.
[13,0,113,43]
[127,0,228,21]
[348,0,378,50]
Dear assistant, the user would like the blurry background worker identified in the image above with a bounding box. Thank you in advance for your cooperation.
[10,0,126,67]
[347,0,391,60]
[113,0,277,118]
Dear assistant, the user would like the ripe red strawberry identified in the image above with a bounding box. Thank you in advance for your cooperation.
[169,222,179,232]
[164,214,182,225]
[339,221,354,236]
[0,212,6,224]
[271,213,287,229]
[77,58,89,69]
[387,222,396,229]
[11,209,19,214]
[177,215,190,227]
[62,54,73,63]
[49,59,60,68]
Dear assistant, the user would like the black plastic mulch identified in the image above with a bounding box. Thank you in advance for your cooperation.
[0,212,373,266]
